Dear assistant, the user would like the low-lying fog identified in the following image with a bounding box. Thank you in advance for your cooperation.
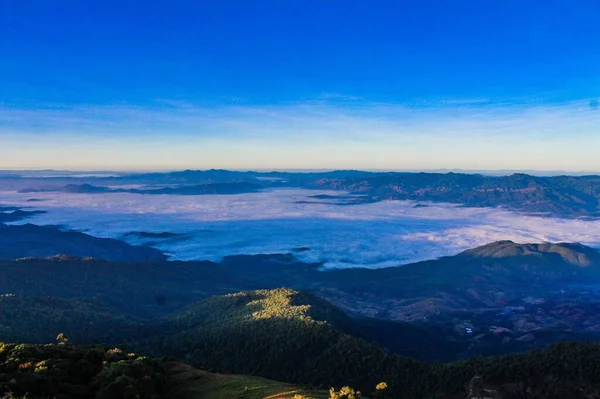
[2,188,600,268]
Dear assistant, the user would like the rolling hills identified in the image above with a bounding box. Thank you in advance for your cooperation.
[3,239,600,360]
[140,288,421,391]
[6,289,600,398]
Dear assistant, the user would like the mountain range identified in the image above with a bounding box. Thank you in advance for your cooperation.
[8,169,600,217]
[19,181,264,196]
[2,226,600,396]
[2,228,600,361]
[5,169,600,396]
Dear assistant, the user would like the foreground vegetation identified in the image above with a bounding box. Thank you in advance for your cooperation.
[0,338,329,399]
[0,337,168,399]
[4,288,600,398]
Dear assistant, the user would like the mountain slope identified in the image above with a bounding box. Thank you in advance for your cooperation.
[141,288,600,398]
[0,209,46,223]
[3,239,600,360]
[0,294,142,345]
[0,340,323,399]
[317,241,600,357]
[460,240,600,266]
[322,240,600,312]
[0,223,167,262]
[143,288,429,393]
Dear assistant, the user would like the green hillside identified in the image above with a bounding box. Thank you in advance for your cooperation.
[4,288,600,397]
[142,288,600,398]
[4,241,600,361]
[143,288,429,395]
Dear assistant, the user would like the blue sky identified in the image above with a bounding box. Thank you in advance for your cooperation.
[1,0,599,171]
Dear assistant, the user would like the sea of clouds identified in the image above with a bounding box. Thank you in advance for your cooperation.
[2,188,600,268]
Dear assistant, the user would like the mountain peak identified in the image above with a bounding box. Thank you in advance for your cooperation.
[170,288,349,328]
[459,240,600,267]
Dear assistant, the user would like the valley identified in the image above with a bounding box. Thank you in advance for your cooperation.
[3,170,600,397]
[2,237,600,361]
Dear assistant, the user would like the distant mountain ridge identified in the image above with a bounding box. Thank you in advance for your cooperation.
[298,172,600,217]
[11,169,600,217]
[106,170,600,218]
[19,181,263,195]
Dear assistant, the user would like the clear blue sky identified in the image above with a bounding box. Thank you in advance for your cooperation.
[1,0,599,171]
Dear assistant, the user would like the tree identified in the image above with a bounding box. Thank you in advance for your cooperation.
[330,386,360,399]
[56,332,69,345]
[375,382,388,398]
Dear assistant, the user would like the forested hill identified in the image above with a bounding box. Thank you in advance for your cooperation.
[4,241,600,360]
[134,289,600,398]
[137,288,445,396]
[5,290,600,398]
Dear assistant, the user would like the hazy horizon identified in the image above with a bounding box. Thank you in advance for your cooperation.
[2,167,600,177]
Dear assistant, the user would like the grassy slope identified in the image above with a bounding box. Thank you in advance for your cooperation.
[167,362,328,399]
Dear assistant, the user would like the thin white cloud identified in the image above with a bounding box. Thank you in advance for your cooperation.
[0,99,599,170]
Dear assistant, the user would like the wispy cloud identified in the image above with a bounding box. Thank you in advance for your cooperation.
[0,98,599,170]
